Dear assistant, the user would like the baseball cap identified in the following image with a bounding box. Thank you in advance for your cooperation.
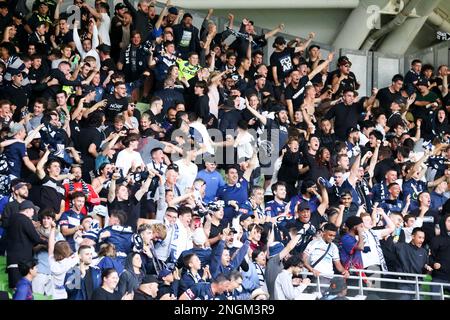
[254,74,266,81]
[192,228,207,246]
[82,85,96,95]
[229,227,238,234]
[0,2,8,9]
[416,78,429,87]
[158,268,172,280]
[9,68,25,77]
[308,44,321,51]
[182,13,193,20]
[297,201,311,212]
[37,0,48,6]
[8,122,25,137]
[393,95,407,105]
[251,288,270,300]
[239,214,254,222]
[268,242,285,257]
[168,7,178,15]
[19,200,36,211]
[142,274,159,284]
[11,179,31,191]
[346,126,359,137]
[13,11,24,20]
[328,277,347,294]
[273,36,286,48]
[270,104,287,113]
[115,3,127,10]
[97,44,111,53]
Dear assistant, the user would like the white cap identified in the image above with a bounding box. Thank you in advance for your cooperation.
[192,228,207,246]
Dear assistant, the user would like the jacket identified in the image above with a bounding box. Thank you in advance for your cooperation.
[65,265,102,300]
[172,23,200,59]
[117,253,145,296]
[6,212,45,265]
[210,240,250,279]
[394,242,428,277]
[430,213,450,281]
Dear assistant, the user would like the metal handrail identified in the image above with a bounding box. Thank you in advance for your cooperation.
[300,270,450,300]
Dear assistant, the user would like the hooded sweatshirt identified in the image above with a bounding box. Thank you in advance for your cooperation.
[117,253,145,296]
[430,213,450,281]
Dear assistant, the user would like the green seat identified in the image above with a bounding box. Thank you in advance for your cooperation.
[33,293,53,300]
[0,256,6,271]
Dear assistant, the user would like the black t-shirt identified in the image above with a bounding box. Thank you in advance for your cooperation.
[270,48,295,82]
[324,101,365,141]
[38,175,65,213]
[376,87,400,115]
[108,196,141,231]
[91,287,122,300]
[105,94,129,123]
[209,221,227,240]
[284,76,310,110]
[410,208,440,246]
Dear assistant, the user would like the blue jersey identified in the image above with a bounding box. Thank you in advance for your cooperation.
[100,225,134,259]
[59,210,82,251]
[265,200,287,218]
[196,169,226,203]
[238,200,265,220]
[288,195,319,214]
[183,282,218,300]
[372,182,389,204]
[216,178,249,224]
[380,199,404,214]
[402,179,427,211]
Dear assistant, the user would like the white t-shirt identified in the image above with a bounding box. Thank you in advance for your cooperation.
[98,13,111,46]
[115,149,145,175]
[361,229,383,268]
[208,86,220,119]
[174,159,198,194]
[49,254,79,299]
[304,238,340,278]
[235,131,255,161]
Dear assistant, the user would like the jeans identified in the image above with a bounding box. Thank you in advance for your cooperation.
[430,277,450,300]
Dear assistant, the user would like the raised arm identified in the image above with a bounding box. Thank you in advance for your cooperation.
[36,148,50,180]
[245,101,267,125]
[294,32,315,53]
[264,23,284,40]
[348,153,361,187]
[72,21,85,55]
[308,52,333,80]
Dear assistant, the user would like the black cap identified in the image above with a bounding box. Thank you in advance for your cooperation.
[329,277,347,294]
[393,95,407,105]
[346,126,359,137]
[273,36,286,48]
[270,104,287,113]
[19,200,36,212]
[9,68,24,77]
[416,78,429,87]
[82,85,96,94]
[297,201,311,211]
[239,214,254,222]
[168,7,178,15]
[309,44,321,51]
[97,44,111,53]
[13,11,24,20]
[37,0,49,6]
[0,2,8,9]
[229,227,238,234]
[182,13,193,20]
[115,3,127,10]
[141,274,159,284]
[254,74,266,81]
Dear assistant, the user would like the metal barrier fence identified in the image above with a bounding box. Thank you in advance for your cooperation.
[302,269,450,300]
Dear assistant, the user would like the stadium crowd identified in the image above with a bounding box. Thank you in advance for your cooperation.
[0,0,449,301]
